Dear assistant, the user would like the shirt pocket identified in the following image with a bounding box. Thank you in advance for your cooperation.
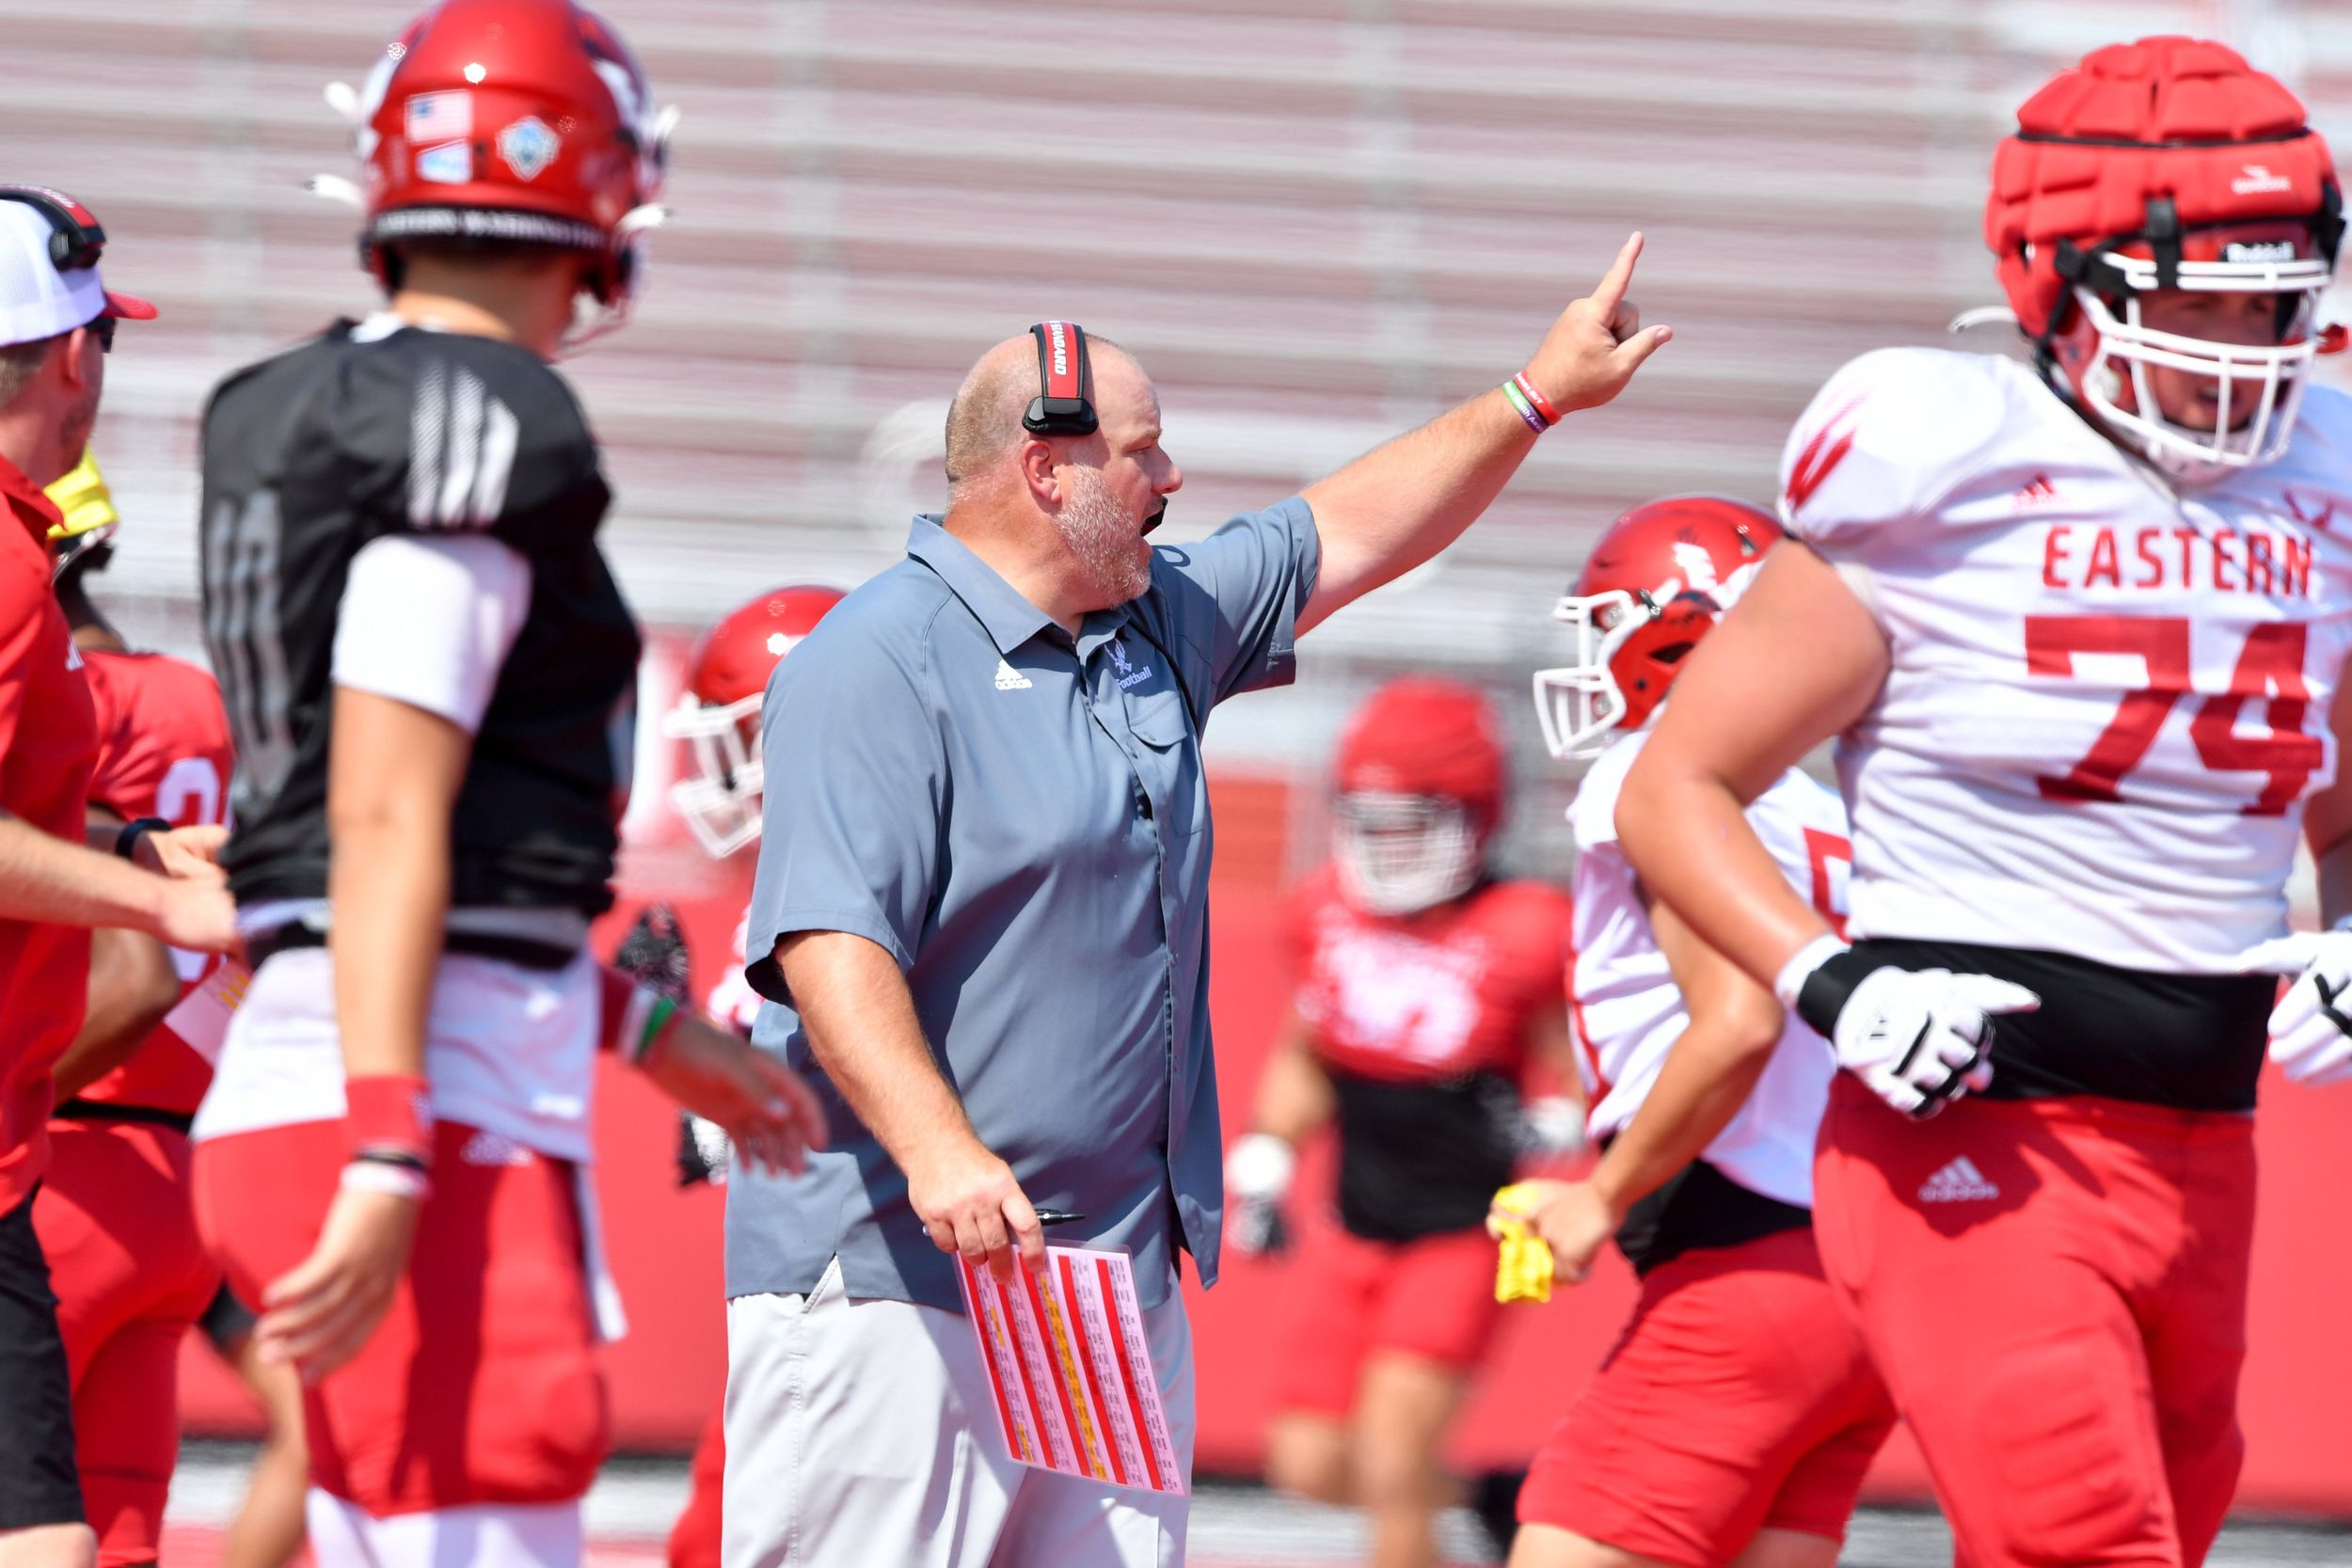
[1125,685,1207,842]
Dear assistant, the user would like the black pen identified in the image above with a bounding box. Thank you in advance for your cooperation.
[1033,1209,1088,1228]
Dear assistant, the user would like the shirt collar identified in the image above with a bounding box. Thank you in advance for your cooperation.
[905,515,1062,656]
[0,451,63,550]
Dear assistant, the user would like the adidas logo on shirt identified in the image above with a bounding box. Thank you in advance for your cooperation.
[994,658,1032,690]
[1917,1155,1999,1204]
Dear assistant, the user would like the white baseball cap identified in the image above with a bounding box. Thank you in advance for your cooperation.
[0,186,155,349]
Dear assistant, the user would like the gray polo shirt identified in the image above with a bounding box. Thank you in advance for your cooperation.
[726,498,1319,1313]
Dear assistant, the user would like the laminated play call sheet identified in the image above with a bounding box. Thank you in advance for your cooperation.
[955,1245,1185,1495]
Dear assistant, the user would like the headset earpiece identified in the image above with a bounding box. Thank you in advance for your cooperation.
[1023,320,1099,437]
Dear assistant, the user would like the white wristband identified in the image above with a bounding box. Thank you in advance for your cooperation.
[340,1158,431,1202]
[1225,1132,1295,1203]
[1773,934,1851,1011]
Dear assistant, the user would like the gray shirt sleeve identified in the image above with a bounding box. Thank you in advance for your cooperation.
[1135,495,1321,721]
[740,609,944,1002]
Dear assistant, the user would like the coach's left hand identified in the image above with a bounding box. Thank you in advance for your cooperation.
[2243,927,2352,1084]
[1517,232,1674,419]
[256,1185,421,1383]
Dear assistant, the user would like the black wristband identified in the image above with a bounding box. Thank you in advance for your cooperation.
[112,816,171,863]
[1795,946,1884,1037]
[351,1147,432,1174]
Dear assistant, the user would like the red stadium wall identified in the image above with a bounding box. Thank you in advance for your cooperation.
[179,771,2352,1515]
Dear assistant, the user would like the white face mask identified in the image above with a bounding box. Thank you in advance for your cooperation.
[1331,792,1481,916]
[1531,587,1644,762]
[661,689,763,858]
[2060,245,2334,484]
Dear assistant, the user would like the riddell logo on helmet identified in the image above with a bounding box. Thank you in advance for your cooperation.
[2232,165,2294,196]
[2224,240,2297,263]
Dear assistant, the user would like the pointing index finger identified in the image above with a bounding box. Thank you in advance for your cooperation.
[1590,231,1645,316]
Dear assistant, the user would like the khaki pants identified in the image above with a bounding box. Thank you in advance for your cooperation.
[723,1259,1195,1568]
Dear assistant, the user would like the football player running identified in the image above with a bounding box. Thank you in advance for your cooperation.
[1502,498,1893,1568]
[650,582,842,1568]
[1617,38,2349,1568]
[1228,678,1577,1568]
[188,6,822,1567]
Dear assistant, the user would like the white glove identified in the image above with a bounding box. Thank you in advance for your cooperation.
[1824,967,2038,1118]
[1224,1132,1295,1258]
[2240,928,2352,1085]
[1516,1096,1589,1161]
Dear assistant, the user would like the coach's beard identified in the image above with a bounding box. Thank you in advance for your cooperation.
[1059,467,1157,608]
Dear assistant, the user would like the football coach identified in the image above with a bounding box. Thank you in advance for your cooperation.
[725,235,1669,1568]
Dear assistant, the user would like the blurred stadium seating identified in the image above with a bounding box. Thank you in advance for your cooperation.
[12,0,2342,1531]
[0,0,2342,869]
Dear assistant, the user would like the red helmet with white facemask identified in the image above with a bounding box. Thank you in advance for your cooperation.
[1331,678,1506,917]
[1984,36,2344,484]
[350,0,671,342]
[663,585,845,858]
[1533,496,1780,760]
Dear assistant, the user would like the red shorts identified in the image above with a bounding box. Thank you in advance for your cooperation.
[1518,1225,1893,1568]
[665,1405,724,1568]
[32,1120,220,1568]
[193,1117,612,1517]
[1270,1222,1505,1417]
[1813,1074,2253,1568]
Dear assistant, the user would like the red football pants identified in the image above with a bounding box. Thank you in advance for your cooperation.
[1813,1075,2253,1568]
[665,1406,724,1568]
[193,1118,612,1517]
[32,1122,220,1568]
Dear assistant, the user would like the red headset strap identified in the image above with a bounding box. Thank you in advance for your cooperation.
[1033,320,1087,403]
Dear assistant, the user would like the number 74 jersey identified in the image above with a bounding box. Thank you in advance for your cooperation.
[1781,345,2352,974]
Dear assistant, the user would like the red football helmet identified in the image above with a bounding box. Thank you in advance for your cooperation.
[350,0,671,341]
[663,585,846,857]
[1533,496,1781,759]
[1984,37,2343,483]
[1331,678,1506,916]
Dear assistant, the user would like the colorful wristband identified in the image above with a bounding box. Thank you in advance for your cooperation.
[1501,377,1549,434]
[599,966,683,1068]
[1511,372,1562,427]
[345,1072,434,1164]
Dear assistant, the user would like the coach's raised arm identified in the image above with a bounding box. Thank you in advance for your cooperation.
[720,238,1665,1567]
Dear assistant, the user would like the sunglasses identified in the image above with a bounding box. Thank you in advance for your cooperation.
[87,314,113,355]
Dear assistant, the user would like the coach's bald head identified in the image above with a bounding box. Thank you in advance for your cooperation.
[939,328,1182,633]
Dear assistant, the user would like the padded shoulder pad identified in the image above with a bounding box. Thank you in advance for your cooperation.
[326,330,609,557]
[2292,382,2352,476]
[1777,347,2018,553]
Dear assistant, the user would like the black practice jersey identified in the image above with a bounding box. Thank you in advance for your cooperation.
[1327,1068,1522,1243]
[199,320,642,918]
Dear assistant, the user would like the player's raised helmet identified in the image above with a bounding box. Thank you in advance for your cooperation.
[1533,496,1780,760]
[44,447,118,582]
[1332,678,1505,917]
[1986,37,2344,483]
[663,585,845,857]
[351,0,671,341]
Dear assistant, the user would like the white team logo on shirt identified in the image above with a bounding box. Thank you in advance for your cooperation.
[1917,1155,2000,1203]
[993,658,1032,691]
[1107,639,1154,690]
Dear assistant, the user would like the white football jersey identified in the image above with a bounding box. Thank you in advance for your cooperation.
[1569,730,1851,1209]
[1782,347,2352,974]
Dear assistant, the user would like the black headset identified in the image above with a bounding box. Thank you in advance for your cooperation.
[0,185,108,273]
[1024,320,1098,436]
